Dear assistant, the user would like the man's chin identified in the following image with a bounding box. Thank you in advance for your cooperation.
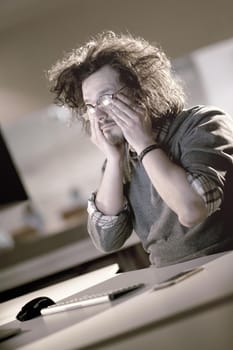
[103,130,124,145]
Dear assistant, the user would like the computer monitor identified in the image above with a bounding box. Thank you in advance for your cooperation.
[0,126,29,208]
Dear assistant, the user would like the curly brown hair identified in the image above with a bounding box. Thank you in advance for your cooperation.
[47,31,185,133]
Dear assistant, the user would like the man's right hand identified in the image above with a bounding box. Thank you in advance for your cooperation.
[89,114,124,161]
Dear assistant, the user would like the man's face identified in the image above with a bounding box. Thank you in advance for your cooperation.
[82,65,124,145]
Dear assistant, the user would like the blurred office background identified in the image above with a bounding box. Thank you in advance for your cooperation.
[0,0,232,292]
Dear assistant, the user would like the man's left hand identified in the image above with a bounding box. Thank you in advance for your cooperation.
[107,94,155,154]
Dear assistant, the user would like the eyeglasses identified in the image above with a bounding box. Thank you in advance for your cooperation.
[84,86,125,117]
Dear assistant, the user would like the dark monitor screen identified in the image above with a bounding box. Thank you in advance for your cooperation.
[0,127,29,208]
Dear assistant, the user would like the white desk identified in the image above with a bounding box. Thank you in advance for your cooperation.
[0,264,119,326]
[1,251,232,350]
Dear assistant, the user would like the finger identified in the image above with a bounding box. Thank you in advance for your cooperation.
[112,96,144,120]
[111,99,134,119]
[116,93,144,113]
[108,104,131,126]
[109,108,130,130]
[90,115,102,142]
[89,114,95,136]
[93,116,103,139]
[115,93,132,106]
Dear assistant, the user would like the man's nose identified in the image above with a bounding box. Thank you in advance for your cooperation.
[94,107,107,121]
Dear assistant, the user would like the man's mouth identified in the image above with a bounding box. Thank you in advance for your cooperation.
[100,121,115,131]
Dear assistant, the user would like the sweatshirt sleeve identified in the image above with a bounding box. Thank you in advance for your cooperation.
[87,192,133,252]
[179,106,233,212]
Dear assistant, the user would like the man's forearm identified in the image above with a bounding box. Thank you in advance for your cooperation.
[141,148,208,227]
[96,158,125,215]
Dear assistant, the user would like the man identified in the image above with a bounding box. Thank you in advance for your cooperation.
[48,31,233,267]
